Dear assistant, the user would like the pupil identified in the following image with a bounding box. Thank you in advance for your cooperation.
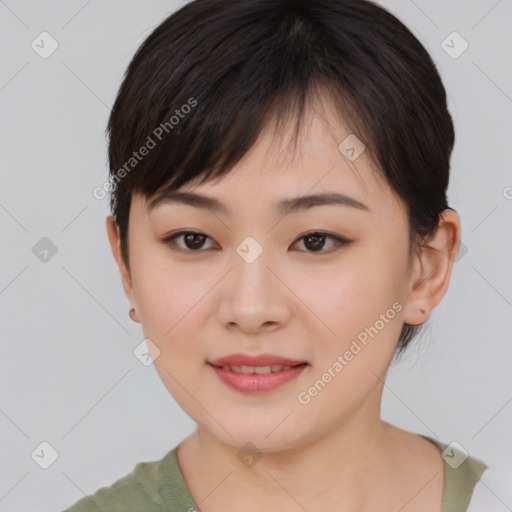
[186,234,205,249]
[305,234,325,251]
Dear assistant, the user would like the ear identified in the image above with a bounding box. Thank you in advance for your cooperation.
[106,216,140,322]
[402,209,462,326]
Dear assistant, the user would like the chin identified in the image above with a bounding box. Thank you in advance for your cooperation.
[203,417,310,454]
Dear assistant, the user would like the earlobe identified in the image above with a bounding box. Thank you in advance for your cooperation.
[402,209,461,326]
[402,254,429,326]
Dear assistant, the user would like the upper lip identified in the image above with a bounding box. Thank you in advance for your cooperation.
[209,353,307,367]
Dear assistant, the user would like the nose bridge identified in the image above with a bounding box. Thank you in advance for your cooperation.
[216,234,289,330]
[231,235,275,298]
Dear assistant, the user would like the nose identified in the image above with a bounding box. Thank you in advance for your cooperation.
[216,245,291,334]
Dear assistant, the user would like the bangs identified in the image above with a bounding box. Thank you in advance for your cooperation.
[106,3,387,224]
[145,82,375,210]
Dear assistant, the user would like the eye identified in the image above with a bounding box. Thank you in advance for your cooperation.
[162,231,217,252]
[291,232,353,254]
[161,230,353,254]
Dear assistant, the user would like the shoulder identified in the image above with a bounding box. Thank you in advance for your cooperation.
[466,468,512,512]
[62,449,176,512]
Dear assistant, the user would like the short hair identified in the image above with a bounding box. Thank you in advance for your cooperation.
[106,0,456,359]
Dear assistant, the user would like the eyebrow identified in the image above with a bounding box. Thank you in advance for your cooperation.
[148,190,370,216]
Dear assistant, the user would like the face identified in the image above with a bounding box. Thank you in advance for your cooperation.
[107,103,449,454]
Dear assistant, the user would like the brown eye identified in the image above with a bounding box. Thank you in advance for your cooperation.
[163,231,217,252]
[162,230,353,255]
[292,232,353,254]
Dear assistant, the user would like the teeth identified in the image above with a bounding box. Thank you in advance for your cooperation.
[221,365,293,374]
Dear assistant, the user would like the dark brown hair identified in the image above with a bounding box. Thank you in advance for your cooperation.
[106,0,456,359]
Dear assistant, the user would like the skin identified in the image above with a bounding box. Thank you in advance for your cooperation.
[107,97,461,511]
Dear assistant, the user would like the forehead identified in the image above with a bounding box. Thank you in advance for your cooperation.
[146,104,398,219]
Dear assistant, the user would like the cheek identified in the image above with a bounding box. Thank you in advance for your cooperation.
[296,255,399,330]
[293,262,403,420]
[290,253,405,379]
[129,247,208,356]
[130,252,210,405]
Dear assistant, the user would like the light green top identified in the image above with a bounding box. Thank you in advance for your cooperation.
[63,435,488,512]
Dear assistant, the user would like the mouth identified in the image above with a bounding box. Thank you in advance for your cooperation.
[208,362,307,374]
[208,353,307,368]
[207,362,309,393]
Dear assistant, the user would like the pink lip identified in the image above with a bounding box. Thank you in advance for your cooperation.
[208,363,308,393]
[209,353,306,367]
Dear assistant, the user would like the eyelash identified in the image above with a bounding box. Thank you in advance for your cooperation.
[161,230,353,255]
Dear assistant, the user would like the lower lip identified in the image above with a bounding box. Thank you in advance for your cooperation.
[209,363,308,393]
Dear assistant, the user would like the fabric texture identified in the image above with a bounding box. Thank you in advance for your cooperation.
[63,435,503,512]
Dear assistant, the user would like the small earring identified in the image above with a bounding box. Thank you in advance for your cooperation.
[129,307,136,319]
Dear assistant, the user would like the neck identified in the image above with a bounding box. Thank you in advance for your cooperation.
[177,385,407,510]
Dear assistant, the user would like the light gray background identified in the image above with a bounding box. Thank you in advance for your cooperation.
[0,1,511,510]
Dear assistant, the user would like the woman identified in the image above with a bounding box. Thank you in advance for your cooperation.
[65,0,511,510]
